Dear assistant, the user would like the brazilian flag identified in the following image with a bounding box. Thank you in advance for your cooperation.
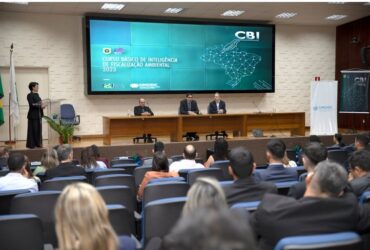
[0,74,4,126]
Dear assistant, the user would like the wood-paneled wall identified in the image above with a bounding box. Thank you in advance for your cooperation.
[336,16,370,130]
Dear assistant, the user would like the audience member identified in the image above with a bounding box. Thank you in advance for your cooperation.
[282,151,297,168]
[33,148,59,175]
[254,139,298,182]
[251,161,368,250]
[0,152,38,192]
[91,144,109,167]
[162,207,257,250]
[81,146,107,170]
[355,133,370,151]
[204,138,229,168]
[23,155,40,183]
[179,93,199,115]
[182,177,228,216]
[348,150,370,196]
[0,146,11,170]
[288,142,327,199]
[134,98,154,116]
[223,147,277,206]
[208,92,227,114]
[332,133,345,148]
[137,152,178,200]
[55,182,135,250]
[45,144,85,179]
[142,141,172,167]
[309,135,321,143]
[169,145,204,173]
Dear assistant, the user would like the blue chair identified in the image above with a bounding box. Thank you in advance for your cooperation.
[40,175,87,191]
[275,181,299,195]
[110,163,138,175]
[143,181,189,207]
[148,177,185,184]
[210,160,232,180]
[111,158,136,165]
[94,174,135,194]
[179,168,224,185]
[107,204,133,236]
[60,103,80,141]
[0,189,30,215]
[274,231,362,250]
[231,201,261,212]
[134,165,152,188]
[359,191,370,204]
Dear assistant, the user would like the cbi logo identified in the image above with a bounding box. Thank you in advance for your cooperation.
[235,31,260,41]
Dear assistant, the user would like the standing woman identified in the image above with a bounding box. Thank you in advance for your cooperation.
[26,82,45,148]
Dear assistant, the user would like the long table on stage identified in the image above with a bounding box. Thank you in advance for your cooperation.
[103,112,305,145]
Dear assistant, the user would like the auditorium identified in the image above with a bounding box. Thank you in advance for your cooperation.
[0,2,370,250]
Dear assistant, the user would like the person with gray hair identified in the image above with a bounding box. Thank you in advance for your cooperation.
[250,161,365,250]
[45,144,85,180]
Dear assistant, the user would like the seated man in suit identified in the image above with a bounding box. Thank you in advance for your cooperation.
[45,144,85,180]
[169,144,204,173]
[179,93,199,115]
[223,147,277,206]
[288,142,327,199]
[254,139,298,182]
[134,98,154,116]
[208,92,226,114]
[250,161,369,250]
[348,150,370,196]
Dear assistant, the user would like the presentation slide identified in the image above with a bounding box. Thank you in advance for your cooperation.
[86,17,275,94]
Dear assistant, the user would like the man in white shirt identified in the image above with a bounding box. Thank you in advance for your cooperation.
[0,152,38,192]
[169,144,204,173]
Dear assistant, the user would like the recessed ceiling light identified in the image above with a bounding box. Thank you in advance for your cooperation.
[275,12,298,19]
[164,8,184,14]
[3,1,28,4]
[326,14,347,20]
[221,10,245,17]
[101,3,125,11]
[328,1,345,4]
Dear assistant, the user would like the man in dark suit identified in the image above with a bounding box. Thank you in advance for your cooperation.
[348,150,370,196]
[250,161,370,250]
[288,142,327,199]
[179,93,199,115]
[254,139,298,182]
[354,133,370,151]
[208,92,226,114]
[223,147,277,206]
[45,144,85,180]
[134,98,154,116]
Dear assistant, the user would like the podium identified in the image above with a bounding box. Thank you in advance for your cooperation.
[45,99,65,146]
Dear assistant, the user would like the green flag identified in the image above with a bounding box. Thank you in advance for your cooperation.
[0,73,4,126]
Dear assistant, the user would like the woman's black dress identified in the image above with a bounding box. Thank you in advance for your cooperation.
[26,92,43,148]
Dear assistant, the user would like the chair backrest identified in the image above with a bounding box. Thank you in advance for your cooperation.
[187,168,224,185]
[148,177,186,184]
[134,166,152,188]
[274,231,362,250]
[143,197,187,246]
[275,181,299,195]
[111,158,136,165]
[359,191,370,204]
[295,166,307,177]
[97,185,136,213]
[10,191,61,247]
[327,150,349,167]
[0,214,44,250]
[107,204,133,236]
[170,155,184,162]
[231,201,261,212]
[210,160,232,180]
[0,189,30,215]
[94,174,135,194]
[143,182,189,207]
[40,175,87,191]
[60,104,77,125]
[299,172,308,182]
[110,163,138,175]
[92,169,128,183]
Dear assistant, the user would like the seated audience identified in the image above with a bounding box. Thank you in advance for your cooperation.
[0,146,11,170]
[251,161,369,250]
[169,145,204,173]
[282,151,297,168]
[355,133,370,151]
[134,98,154,116]
[162,207,257,250]
[137,152,178,200]
[142,141,172,167]
[208,92,227,114]
[223,147,277,206]
[254,139,298,182]
[23,155,40,183]
[55,182,135,250]
[81,146,107,170]
[348,150,370,196]
[288,142,327,199]
[91,144,109,167]
[204,138,229,168]
[45,144,85,180]
[0,152,38,192]
[179,93,199,115]
[332,133,345,148]
[33,148,59,175]
[309,135,321,143]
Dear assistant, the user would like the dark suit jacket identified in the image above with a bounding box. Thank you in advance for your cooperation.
[179,99,199,115]
[134,106,154,116]
[250,193,365,250]
[351,173,370,197]
[208,100,226,114]
[288,181,306,199]
[27,92,43,119]
[254,164,298,183]
[45,162,85,180]
[223,177,277,206]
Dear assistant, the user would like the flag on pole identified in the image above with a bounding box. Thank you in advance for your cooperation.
[0,73,4,126]
[9,44,20,128]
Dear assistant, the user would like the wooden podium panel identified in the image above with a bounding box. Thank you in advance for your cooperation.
[103,113,305,145]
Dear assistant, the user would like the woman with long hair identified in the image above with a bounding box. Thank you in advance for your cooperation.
[204,138,229,168]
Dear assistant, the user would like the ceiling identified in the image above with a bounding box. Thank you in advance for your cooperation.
[0,2,369,26]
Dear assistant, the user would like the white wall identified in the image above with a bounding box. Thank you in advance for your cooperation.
[0,12,336,139]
